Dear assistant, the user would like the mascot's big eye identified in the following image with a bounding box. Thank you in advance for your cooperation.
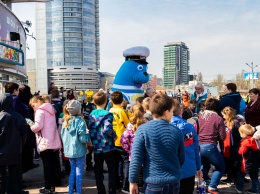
[137,65,143,71]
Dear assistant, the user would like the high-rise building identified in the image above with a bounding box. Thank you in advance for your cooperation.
[35,0,100,93]
[163,41,189,89]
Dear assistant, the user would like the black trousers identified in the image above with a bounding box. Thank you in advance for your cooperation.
[40,149,61,189]
[179,175,195,194]
[94,150,117,194]
[115,146,129,191]
[0,164,22,194]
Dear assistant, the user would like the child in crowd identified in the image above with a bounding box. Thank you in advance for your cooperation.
[135,96,145,105]
[142,97,153,122]
[129,94,185,194]
[170,99,202,194]
[198,100,206,114]
[182,99,196,120]
[58,100,71,176]
[236,124,259,194]
[109,91,130,192]
[221,107,241,185]
[61,100,90,194]
[121,104,145,193]
[121,104,145,160]
[88,91,117,194]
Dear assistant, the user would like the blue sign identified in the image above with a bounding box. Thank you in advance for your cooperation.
[244,72,258,80]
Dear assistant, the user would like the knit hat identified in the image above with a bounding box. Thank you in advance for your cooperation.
[66,100,81,115]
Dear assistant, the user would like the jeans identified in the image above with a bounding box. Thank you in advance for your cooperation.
[144,182,180,194]
[200,144,225,190]
[69,156,85,194]
[0,164,22,194]
[236,171,259,192]
[179,176,195,194]
[94,150,117,194]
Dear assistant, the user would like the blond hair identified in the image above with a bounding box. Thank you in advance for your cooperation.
[142,97,151,111]
[130,104,145,132]
[41,94,51,103]
[221,106,236,129]
[63,104,72,129]
[29,96,45,108]
[239,124,255,136]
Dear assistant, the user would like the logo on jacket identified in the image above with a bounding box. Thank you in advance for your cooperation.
[184,132,194,146]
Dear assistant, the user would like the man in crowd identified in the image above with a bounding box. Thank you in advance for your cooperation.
[191,83,208,113]
[144,88,156,98]
[218,83,241,114]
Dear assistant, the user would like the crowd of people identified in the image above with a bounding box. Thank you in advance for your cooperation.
[0,81,260,194]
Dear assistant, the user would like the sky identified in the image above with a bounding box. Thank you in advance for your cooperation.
[12,0,260,83]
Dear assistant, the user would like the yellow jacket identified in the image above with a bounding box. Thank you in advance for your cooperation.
[109,104,130,146]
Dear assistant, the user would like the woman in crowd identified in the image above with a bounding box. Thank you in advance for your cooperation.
[29,96,62,194]
[244,88,260,127]
[198,98,226,194]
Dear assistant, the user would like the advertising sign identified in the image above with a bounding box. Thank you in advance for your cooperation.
[244,72,258,80]
[0,42,24,66]
[0,3,25,66]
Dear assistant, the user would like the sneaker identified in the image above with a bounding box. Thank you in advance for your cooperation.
[121,189,130,194]
[207,187,220,194]
[39,187,55,194]
[235,187,243,194]
[247,189,258,194]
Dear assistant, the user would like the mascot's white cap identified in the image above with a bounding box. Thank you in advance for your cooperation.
[123,46,150,58]
[123,46,150,64]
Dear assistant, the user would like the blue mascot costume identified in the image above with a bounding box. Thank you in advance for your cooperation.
[111,46,150,104]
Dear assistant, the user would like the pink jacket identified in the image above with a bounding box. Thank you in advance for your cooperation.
[31,103,62,152]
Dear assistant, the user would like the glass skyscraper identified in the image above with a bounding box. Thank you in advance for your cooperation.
[35,0,99,92]
[163,42,189,89]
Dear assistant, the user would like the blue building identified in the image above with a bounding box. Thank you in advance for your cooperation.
[36,0,100,92]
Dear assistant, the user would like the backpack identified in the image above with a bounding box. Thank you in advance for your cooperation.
[187,116,199,134]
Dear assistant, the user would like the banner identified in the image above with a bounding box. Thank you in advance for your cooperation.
[244,72,258,80]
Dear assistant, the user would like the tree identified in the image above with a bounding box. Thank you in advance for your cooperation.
[196,72,203,82]
[234,71,248,90]
[210,74,226,91]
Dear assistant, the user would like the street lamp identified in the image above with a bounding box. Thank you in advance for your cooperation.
[245,62,258,88]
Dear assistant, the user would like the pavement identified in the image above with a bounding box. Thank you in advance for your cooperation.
[23,159,258,194]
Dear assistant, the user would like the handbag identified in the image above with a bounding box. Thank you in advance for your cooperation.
[36,131,48,153]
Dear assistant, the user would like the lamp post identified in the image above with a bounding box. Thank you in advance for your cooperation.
[246,62,258,88]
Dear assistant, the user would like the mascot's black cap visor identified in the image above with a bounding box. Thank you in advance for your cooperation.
[134,60,148,64]
[125,56,148,64]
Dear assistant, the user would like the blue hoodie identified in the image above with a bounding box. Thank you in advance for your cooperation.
[170,116,201,179]
[219,92,241,114]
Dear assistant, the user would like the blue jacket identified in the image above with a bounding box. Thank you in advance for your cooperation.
[61,116,89,158]
[129,119,185,184]
[219,92,241,114]
[170,116,201,179]
[191,91,208,113]
[239,98,246,116]
[89,109,116,153]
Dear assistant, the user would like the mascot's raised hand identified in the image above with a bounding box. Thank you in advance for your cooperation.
[111,46,150,104]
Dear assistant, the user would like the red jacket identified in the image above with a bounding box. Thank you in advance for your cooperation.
[238,136,258,173]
